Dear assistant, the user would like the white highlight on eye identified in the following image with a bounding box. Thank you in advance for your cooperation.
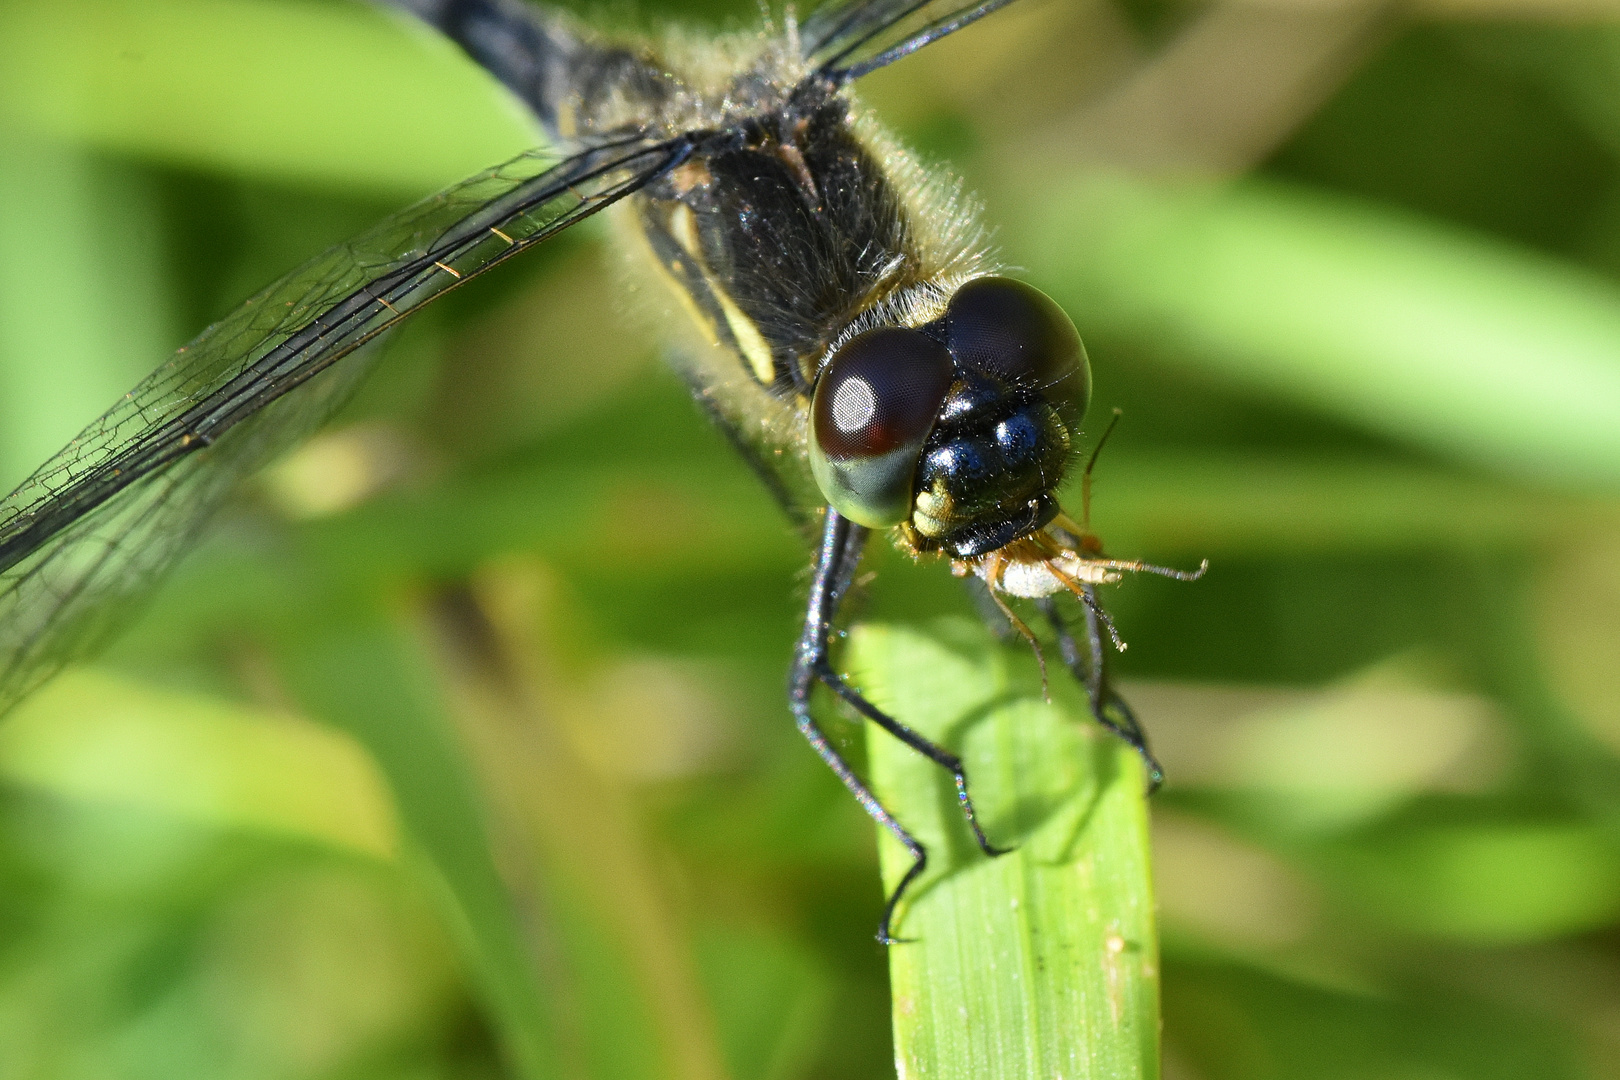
[832,377,877,433]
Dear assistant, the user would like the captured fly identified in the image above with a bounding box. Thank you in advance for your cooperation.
[0,0,1201,942]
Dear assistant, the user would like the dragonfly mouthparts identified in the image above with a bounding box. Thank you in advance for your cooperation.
[954,513,1210,600]
[955,525,1121,600]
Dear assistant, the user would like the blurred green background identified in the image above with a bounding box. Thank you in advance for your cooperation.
[4,0,1620,1076]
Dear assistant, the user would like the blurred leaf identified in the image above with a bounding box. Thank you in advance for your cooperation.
[0,135,173,491]
[1470,27,1620,173]
[1133,656,1514,834]
[277,614,565,1080]
[850,619,1159,1080]
[422,561,732,1080]
[694,926,831,1080]
[0,0,537,196]
[0,667,399,859]
[1319,817,1620,943]
[1015,172,1620,493]
[1165,953,1586,1080]
[1532,533,1620,759]
[1152,811,1321,954]
[180,863,466,1079]
[1268,27,1618,257]
[1074,452,1619,558]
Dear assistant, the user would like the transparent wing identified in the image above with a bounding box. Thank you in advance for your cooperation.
[0,133,692,715]
[800,0,1024,81]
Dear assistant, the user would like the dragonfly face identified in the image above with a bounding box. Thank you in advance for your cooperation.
[809,277,1087,554]
[0,0,1201,943]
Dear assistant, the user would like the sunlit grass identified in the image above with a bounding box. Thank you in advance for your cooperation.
[853,620,1158,1080]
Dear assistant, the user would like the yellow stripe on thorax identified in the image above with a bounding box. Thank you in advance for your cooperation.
[667,204,778,386]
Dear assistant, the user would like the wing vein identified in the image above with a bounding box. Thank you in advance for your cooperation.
[0,132,693,715]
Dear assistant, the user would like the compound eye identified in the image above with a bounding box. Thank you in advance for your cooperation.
[809,327,955,528]
[944,276,1090,423]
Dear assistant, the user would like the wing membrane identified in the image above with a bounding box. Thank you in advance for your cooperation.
[0,133,690,714]
[801,0,1024,81]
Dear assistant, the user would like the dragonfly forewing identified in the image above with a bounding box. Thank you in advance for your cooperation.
[0,134,692,715]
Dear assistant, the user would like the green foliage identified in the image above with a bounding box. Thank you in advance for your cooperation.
[4,1,1620,1079]
[1021,173,1620,489]
[851,621,1158,1080]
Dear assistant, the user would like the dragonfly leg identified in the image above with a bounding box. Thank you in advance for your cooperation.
[790,510,922,943]
[1037,591,1164,792]
[814,668,1012,860]
[962,574,1021,644]
[791,510,1007,944]
[786,664,927,945]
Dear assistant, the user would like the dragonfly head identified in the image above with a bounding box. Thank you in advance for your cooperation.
[808,276,1090,559]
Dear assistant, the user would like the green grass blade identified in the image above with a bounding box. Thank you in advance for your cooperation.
[278,617,564,1080]
[847,618,1159,1080]
[0,135,172,491]
[0,667,398,859]
[1010,172,1620,493]
[0,0,535,195]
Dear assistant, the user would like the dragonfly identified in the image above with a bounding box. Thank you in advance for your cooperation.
[0,0,1202,943]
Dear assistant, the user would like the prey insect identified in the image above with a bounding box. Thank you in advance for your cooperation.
[0,0,1202,943]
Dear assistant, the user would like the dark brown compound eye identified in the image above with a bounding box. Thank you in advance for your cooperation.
[808,327,955,528]
[944,276,1090,423]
